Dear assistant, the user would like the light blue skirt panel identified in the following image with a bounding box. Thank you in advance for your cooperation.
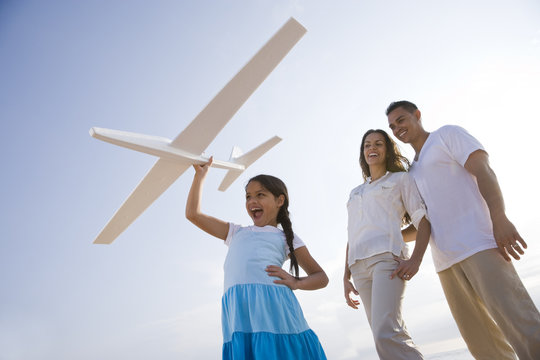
[221,283,326,359]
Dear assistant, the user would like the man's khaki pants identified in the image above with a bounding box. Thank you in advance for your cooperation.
[438,248,540,360]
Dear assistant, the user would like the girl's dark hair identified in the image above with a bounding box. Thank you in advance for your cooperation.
[246,175,299,278]
[359,129,411,226]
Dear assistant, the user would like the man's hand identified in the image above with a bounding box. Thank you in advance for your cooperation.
[391,256,420,281]
[492,213,527,261]
[465,150,527,261]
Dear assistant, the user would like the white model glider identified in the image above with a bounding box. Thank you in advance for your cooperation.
[90,18,306,244]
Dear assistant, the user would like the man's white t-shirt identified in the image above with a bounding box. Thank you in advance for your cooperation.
[409,125,496,272]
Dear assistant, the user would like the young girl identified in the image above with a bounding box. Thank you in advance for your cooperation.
[343,129,431,360]
[186,157,328,359]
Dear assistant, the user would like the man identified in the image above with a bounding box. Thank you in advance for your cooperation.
[386,100,540,360]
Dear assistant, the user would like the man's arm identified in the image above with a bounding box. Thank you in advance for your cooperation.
[464,150,526,261]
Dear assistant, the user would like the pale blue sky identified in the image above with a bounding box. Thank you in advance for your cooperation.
[1,1,540,359]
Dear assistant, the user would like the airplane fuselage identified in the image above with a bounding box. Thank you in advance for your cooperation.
[90,127,245,170]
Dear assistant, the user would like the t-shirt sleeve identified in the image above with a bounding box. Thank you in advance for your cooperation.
[225,223,241,246]
[400,173,428,229]
[440,125,485,166]
[287,232,306,254]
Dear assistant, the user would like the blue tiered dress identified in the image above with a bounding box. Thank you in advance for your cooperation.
[222,224,327,359]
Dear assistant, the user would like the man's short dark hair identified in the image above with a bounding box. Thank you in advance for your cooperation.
[386,101,418,116]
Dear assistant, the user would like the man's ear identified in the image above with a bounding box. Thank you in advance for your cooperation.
[414,109,422,121]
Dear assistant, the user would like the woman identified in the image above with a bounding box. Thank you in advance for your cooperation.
[343,129,431,360]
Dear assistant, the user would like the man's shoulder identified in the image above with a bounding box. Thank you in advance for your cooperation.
[434,124,468,136]
[429,125,473,146]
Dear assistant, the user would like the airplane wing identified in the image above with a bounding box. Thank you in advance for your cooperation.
[170,17,306,153]
[93,159,189,244]
[93,18,306,244]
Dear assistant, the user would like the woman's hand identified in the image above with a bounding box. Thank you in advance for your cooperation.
[390,256,420,281]
[266,265,299,290]
[344,279,360,309]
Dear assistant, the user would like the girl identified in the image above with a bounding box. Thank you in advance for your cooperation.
[343,129,431,360]
[186,157,328,359]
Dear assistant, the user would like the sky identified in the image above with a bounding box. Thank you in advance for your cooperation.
[1,1,540,359]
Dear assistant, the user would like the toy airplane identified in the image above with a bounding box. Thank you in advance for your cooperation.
[90,18,306,244]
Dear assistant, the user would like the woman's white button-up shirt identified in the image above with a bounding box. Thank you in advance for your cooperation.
[347,171,427,267]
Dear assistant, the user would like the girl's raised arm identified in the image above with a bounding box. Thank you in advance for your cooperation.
[185,157,229,240]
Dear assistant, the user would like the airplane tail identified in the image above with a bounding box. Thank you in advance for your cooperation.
[218,136,282,191]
